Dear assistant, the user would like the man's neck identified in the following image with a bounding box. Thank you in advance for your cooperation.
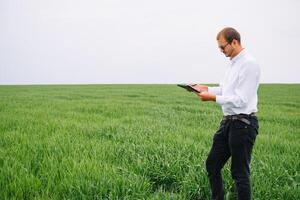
[230,47,244,59]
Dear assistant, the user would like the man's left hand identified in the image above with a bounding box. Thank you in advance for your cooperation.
[196,91,216,101]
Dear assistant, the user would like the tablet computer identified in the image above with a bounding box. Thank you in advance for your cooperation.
[177,84,201,93]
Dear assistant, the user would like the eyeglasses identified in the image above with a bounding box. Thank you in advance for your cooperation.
[219,43,230,50]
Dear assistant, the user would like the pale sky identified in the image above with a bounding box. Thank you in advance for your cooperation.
[1,0,299,84]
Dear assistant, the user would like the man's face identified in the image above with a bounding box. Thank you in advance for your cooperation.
[217,36,234,58]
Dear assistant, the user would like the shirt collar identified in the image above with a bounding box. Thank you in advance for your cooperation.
[230,49,246,65]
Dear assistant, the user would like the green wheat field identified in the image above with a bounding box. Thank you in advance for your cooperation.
[0,84,299,200]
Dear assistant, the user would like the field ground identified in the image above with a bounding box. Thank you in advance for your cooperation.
[0,84,299,199]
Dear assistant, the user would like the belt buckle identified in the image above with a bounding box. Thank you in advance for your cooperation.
[239,118,251,125]
[232,116,239,120]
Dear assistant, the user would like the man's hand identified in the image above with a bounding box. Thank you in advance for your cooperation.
[196,91,216,101]
[189,84,208,93]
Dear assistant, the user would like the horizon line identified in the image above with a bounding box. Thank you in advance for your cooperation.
[0,82,299,86]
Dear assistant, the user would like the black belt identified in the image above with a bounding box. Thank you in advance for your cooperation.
[223,113,256,125]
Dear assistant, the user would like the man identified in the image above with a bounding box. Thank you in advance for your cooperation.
[191,27,260,200]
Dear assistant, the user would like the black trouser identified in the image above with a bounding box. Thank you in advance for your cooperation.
[206,114,259,200]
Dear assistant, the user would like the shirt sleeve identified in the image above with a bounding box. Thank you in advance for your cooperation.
[208,86,222,95]
[216,61,260,107]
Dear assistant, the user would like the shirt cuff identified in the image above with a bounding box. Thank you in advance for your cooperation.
[208,87,221,95]
[216,95,226,105]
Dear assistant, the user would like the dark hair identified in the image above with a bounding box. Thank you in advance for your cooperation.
[217,27,241,44]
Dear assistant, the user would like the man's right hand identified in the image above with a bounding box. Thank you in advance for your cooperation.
[189,84,208,92]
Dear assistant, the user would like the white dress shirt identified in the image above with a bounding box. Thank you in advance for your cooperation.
[208,50,260,116]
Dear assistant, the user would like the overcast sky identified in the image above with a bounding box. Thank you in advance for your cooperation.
[1,0,299,84]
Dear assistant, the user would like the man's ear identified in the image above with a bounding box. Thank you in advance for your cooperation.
[232,39,237,46]
[232,39,240,47]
